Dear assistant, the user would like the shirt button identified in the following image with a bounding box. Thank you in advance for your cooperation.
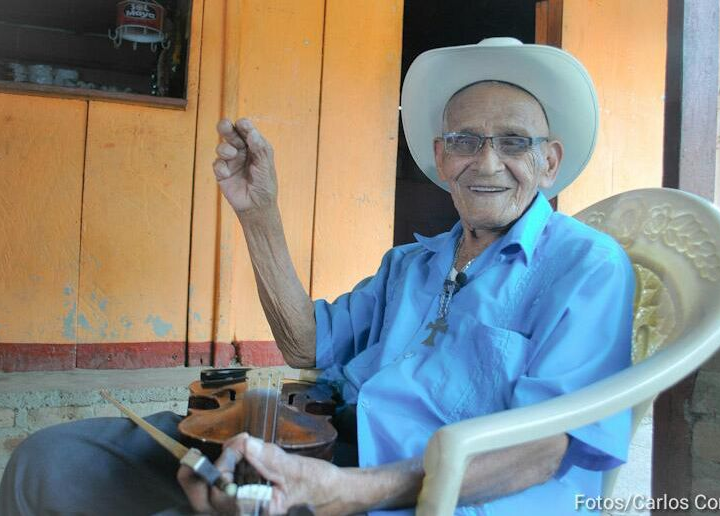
[403,352,415,359]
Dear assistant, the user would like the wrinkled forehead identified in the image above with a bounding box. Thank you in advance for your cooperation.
[443,80,550,132]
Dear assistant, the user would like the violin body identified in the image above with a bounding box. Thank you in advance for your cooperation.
[178,374,338,462]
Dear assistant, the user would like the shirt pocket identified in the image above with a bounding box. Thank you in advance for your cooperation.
[421,318,532,424]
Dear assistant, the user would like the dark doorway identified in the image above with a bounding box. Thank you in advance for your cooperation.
[394,0,537,245]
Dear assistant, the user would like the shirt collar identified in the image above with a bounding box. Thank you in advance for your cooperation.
[500,192,553,263]
[413,192,553,264]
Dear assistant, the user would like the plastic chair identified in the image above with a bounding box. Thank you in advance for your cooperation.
[416,188,720,515]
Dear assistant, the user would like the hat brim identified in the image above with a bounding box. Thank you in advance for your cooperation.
[401,41,598,200]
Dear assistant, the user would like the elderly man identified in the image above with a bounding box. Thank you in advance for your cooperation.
[179,38,634,514]
[1,38,632,515]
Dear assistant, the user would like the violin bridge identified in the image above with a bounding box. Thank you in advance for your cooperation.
[246,368,284,393]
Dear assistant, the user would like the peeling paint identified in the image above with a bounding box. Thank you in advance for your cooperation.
[63,286,73,296]
[77,314,91,330]
[98,298,108,311]
[63,303,77,339]
[120,316,132,329]
[145,315,172,338]
[99,321,108,338]
[193,312,201,322]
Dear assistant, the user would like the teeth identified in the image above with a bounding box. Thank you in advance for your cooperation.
[469,186,506,192]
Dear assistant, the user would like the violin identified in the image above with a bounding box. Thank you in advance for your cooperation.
[178,367,338,468]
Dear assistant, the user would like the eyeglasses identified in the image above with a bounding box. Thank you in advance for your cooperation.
[440,132,548,157]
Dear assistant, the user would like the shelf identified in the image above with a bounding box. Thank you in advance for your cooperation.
[0,80,187,110]
[0,0,191,101]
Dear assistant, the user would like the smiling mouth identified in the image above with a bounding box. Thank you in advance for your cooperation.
[467,186,509,193]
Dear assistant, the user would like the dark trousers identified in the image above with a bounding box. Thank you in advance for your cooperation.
[1,408,358,516]
[1,412,193,516]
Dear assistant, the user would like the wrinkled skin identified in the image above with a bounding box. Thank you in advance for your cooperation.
[434,82,563,261]
[178,433,347,515]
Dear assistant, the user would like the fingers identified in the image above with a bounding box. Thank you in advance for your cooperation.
[177,465,214,514]
[215,117,274,173]
[216,117,266,153]
[233,119,274,161]
[212,158,234,181]
[215,446,242,490]
[240,435,286,487]
[216,142,238,160]
[178,447,243,515]
[224,433,286,486]
[216,118,247,149]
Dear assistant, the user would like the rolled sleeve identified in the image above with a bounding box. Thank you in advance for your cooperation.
[510,245,635,473]
[314,250,398,370]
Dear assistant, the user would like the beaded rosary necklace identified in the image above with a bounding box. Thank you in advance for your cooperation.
[422,235,475,346]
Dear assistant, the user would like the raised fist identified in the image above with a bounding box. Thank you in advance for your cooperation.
[213,118,278,214]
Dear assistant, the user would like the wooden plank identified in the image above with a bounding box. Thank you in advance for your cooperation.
[0,81,187,110]
[0,94,86,345]
[312,0,404,302]
[535,0,562,46]
[662,0,719,200]
[76,0,204,346]
[535,1,549,45]
[212,0,242,347]
[546,0,563,47]
[559,0,667,215]
[187,0,224,351]
[224,0,326,341]
[654,1,719,510]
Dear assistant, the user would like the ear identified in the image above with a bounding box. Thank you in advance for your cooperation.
[434,138,448,181]
[538,140,563,190]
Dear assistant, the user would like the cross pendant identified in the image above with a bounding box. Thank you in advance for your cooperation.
[422,318,448,346]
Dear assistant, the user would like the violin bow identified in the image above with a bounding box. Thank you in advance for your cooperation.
[100,390,239,497]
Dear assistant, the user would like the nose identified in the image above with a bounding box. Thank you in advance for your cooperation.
[472,138,504,175]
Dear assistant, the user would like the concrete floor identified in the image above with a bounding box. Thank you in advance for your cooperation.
[0,367,653,510]
[610,411,653,516]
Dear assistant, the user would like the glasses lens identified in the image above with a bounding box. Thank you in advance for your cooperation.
[445,134,480,155]
[496,136,531,156]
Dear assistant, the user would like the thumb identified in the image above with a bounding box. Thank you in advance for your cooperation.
[242,435,286,487]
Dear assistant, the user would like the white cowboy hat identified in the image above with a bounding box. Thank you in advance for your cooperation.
[401,37,598,199]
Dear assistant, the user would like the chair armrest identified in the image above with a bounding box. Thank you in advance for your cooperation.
[417,324,720,515]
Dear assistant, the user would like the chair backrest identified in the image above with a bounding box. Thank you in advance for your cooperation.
[575,188,720,363]
[575,188,720,495]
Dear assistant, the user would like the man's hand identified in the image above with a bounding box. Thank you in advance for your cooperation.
[177,433,352,516]
[214,118,278,214]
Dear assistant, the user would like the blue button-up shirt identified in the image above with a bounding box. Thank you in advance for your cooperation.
[315,194,634,515]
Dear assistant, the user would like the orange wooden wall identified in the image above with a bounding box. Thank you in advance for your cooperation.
[0,0,668,370]
[559,0,668,214]
[0,96,86,345]
[312,2,403,302]
[77,0,204,348]
[0,0,404,369]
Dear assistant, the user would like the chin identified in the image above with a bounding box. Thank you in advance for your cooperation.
[472,209,526,231]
